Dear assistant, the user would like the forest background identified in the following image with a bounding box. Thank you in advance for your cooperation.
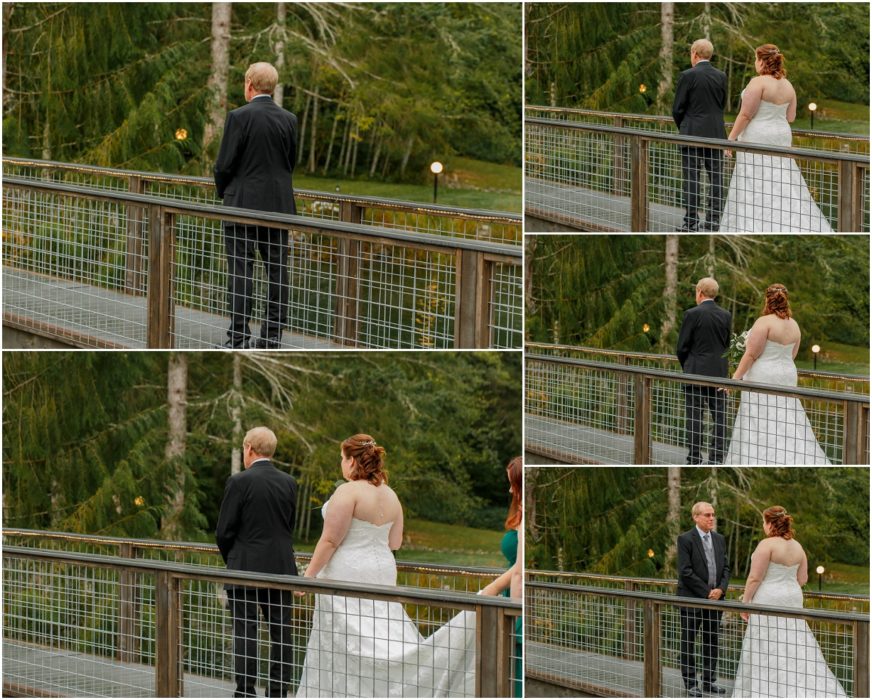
[2,3,522,210]
[526,235,870,374]
[526,467,870,594]
[3,352,522,566]
[525,2,870,133]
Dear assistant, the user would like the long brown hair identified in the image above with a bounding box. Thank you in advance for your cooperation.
[341,433,387,486]
[762,284,791,319]
[505,456,522,530]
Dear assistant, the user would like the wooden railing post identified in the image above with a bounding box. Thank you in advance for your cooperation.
[118,542,138,662]
[623,579,637,659]
[155,571,182,697]
[125,175,146,294]
[838,160,856,232]
[842,399,865,465]
[616,362,631,435]
[613,116,626,195]
[146,206,175,348]
[630,136,649,231]
[476,603,504,697]
[633,375,652,464]
[854,620,870,698]
[456,250,487,348]
[333,203,364,345]
[643,599,662,697]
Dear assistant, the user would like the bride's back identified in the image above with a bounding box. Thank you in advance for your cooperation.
[766,536,806,567]
[345,480,402,526]
[756,314,801,348]
[755,74,795,106]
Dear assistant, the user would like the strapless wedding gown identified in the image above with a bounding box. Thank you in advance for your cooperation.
[719,92,833,232]
[732,562,847,697]
[724,338,830,465]
[296,502,475,697]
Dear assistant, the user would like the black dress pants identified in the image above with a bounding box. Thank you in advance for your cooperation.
[680,605,722,689]
[685,384,726,464]
[682,147,724,228]
[225,224,289,344]
[227,586,293,698]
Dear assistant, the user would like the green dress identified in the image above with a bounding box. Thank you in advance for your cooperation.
[500,529,522,697]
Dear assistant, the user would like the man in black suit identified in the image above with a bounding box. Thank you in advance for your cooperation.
[216,426,298,697]
[676,277,732,465]
[214,62,298,348]
[677,501,730,697]
[672,39,727,232]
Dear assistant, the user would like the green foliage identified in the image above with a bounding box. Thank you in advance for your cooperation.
[3,352,521,541]
[527,467,870,577]
[526,3,870,113]
[3,3,522,179]
[527,235,870,354]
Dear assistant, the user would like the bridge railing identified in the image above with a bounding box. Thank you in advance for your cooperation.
[525,353,870,465]
[2,177,522,349]
[1,528,502,593]
[526,579,869,698]
[3,545,521,698]
[526,342,871,395]
[2,157,522,245]
[525,116,870,232]
[526,106,871,155]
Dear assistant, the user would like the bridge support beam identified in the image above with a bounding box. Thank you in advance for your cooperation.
[837,161,862,233]
[155,571,182,697]
[643,600,661,697]
[147,206,175,348]
[630,138,649,232]
[855,620,870,698]
[633,375,652,464]
[456,250,490,348]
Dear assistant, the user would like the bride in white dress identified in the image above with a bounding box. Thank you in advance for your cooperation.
[719,44,833,232]
[732,506,846,698]
[296,434,512,698]
[724,284,830,465]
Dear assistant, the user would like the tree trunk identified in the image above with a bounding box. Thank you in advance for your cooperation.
[231,353,242,475]
[339,116,352,175]
[202,3,232,158]
[322,108,341,175]
[2,4,14,111]
[350,123,359,176]
[41,118,51,161]
[369,127,382,177]
[702,2,712,40]
[399,135,414,177]
[656,3,675,113]
[307,91,319,173]
[664,466,681,576]
[660,234,679,350]
[297,92,311,166]
[273,3,286,107]
[162,352,188,539]
[707,234,716,276]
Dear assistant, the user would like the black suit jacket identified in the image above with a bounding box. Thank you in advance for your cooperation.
[216,460,298,578]
[677,528,730,599]
[676,300,731,377]
[214,96,298,215]
[672,61,728,140]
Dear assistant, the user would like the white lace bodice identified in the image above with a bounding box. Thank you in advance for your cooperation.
[744,338,798,388]
[318,500,397,585]
[739,91,792,147]
[752,561,803,608]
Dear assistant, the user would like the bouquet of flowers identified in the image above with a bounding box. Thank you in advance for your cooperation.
[724,330,750,366]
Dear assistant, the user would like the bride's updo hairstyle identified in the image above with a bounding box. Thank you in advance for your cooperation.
[756,44,786,79]
[341,433,387,486]
[763,505,795,539]
[762,284,792,319]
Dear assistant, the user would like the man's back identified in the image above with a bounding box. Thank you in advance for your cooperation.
[214,97,298,215]
[216,461,298,576]
[673,62,727,140]
[676,301,732,377]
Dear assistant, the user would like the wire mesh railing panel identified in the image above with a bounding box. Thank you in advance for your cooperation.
[525,359,636,465]
[488,260,523,350]
[3,556,157,697]
[526,122,631,231]
[361,207,521,245]
[2,187,150,347]
[525,585,645,697]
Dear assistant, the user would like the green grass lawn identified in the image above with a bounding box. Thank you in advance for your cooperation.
[809,562,870,595]
[794,341,870,375]
[296,518,507,568]
[294,156,521,213]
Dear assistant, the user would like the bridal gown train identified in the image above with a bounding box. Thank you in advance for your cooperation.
[724,338,830,465]
[732,562,846,697]
[719,92,833,232]
[296,502,476,698]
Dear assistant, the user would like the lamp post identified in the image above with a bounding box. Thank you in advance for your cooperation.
[812,344,821,370]
[808,103,818,131]
[816,565,825,592]
[430,161,443,203]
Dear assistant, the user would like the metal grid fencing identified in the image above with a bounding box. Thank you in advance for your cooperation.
[525,581,868,698]
[525,117,870,233]
[3,547,521,698]
[2,178,521,349]
[524,354,870,465]
[525,106,871,156]
[2,158,522,245]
